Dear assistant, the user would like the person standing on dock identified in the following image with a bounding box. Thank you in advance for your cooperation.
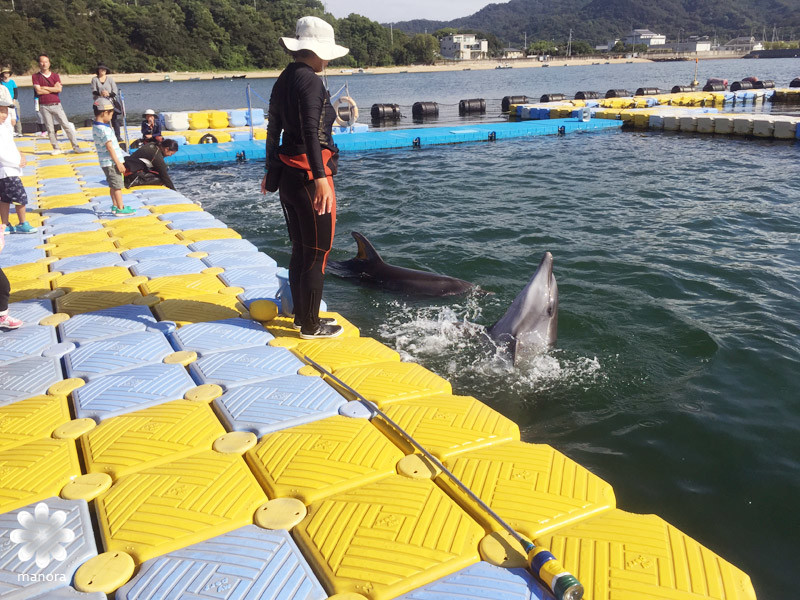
[91,63,122,141]
[0,67,22,137]
[0,86,37,235]
[262,16,349,340]
[32,54,81,154]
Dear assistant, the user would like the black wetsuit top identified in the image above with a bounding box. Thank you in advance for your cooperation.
[266,62,338,180]
[125,142,174,190]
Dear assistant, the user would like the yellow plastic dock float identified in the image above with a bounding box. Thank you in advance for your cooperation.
[0,135,756,600]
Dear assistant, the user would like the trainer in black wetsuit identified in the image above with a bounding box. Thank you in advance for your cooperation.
[262,16,349,340]
[124,139,179,189]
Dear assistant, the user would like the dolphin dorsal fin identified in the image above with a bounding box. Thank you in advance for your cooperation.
[352,232,383,263]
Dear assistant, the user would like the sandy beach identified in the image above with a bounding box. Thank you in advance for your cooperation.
[13,56,666,87]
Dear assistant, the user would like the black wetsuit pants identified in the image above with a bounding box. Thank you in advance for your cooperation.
[278,167,335,330]
[0,268,10,312]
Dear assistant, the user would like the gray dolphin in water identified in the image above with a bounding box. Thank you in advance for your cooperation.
[488,251,558,364]
[327,231,476,296]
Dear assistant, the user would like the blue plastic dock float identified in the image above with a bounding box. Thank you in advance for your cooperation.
[166,118,622,165]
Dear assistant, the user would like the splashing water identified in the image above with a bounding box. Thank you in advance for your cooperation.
[376,295,604,400]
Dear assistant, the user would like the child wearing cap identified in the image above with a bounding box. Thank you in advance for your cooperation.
[0,85,37,235]
[141,109,162,143]
[92,97,133,215]
[0,88,28,329]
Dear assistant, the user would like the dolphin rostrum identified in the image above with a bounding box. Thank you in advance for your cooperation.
[327,231,475,296]
[488,252,558,364]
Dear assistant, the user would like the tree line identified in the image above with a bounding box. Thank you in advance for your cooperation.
[394,0,800,54]
[0,0,442,74]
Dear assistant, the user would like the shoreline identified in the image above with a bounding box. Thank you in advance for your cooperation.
[14,55,746,87]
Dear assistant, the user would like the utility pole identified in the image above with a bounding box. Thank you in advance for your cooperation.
[390,23,393,47]
[567,28,572,58]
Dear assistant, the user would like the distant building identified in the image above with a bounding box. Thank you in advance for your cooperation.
[721,36,764,52]
[501,48,524,59]
[440,34,489,60]
[623,29,666,47]
[671,36,712,52]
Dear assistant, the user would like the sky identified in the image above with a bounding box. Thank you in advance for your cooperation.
[322,0,497,23]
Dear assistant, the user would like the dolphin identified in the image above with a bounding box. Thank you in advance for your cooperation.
[327,231,475,296]
[488,251,558,364]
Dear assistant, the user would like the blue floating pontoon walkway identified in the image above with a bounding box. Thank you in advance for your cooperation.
[166,117,622,165]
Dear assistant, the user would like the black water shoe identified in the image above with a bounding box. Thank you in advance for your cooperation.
[299,322,344,340]
[292,316,338,330]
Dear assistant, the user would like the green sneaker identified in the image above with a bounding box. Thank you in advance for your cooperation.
[111,206,119,213]
[3,224,14,234]
[15,221,38,234]
[116,206,136,215]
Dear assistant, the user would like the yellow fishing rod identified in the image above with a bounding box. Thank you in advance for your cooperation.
[304,356,584,600]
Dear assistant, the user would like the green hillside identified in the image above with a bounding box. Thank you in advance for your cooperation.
[3,0,797,74]
[0,0,438,73]
[393,0,800,47]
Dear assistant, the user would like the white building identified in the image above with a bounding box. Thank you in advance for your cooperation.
[440,34,489,60]
[623,29,666,47]
[721,36,764,52]
[501,48,524,59]
[671,37,712,52]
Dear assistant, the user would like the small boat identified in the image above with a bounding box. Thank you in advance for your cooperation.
[164,75,172,82]
[340,69,353,74]
[231,75,246,79]
[138,77,150,83]
[495,63,512,69]
[542,64,550,68]
[188,77,200,81]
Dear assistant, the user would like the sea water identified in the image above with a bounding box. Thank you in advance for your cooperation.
[57,59,800,598]
[174,128,798,599]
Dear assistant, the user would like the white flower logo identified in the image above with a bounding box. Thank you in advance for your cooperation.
[9,502,75,568]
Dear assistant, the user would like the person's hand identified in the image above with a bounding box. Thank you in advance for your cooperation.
[116,162,125,174]
[101,90,110,97]
[313,177,333,215]
[19,155,27,168]
[260,174,268,195]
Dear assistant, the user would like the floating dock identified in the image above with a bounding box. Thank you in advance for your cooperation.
[0,135,757,599]
[161,118,622,166]
[512,89,800,140]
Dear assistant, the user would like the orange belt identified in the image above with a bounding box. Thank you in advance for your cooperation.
[279,149,333,180]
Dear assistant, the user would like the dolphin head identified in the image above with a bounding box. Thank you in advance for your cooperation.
[488,252,558,363]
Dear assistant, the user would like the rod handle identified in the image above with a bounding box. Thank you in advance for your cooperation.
[527,545,584,600]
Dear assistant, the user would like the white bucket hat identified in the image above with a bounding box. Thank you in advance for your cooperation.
[0,85,12,108]
[280,16,349,61]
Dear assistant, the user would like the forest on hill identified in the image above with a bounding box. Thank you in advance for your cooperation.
[394,0,800,49]
[3,0,797,75]
[0,0,439,73]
